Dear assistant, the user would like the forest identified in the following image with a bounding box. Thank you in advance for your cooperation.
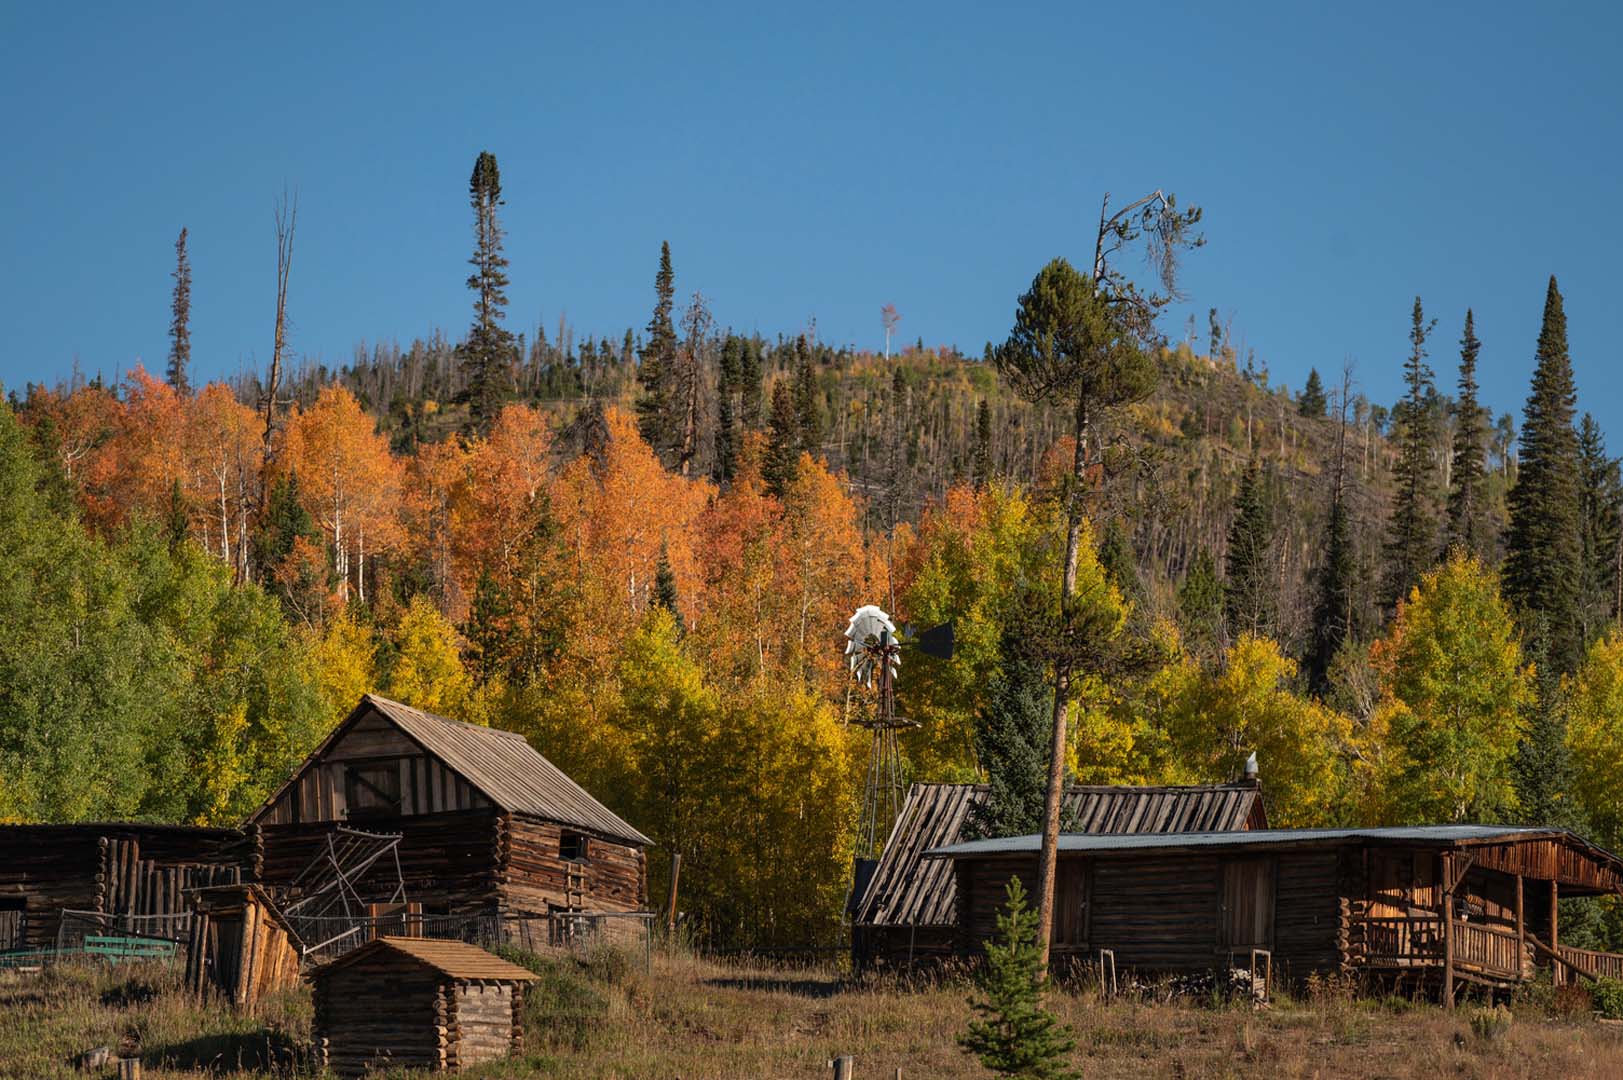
[4,153,1623,952]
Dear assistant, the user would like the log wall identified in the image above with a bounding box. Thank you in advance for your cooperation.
[448,983,517,1067]
[312,960,445,1076]
[499,814,647,915]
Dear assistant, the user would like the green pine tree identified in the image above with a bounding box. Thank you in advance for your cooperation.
[1224,458,1276,640]
[973,399,994,490]
[739,336,765,428]
[1097,519,1145,612]
[636,242,680,461]
[460,151,514,435]
[762,381,801,498]
[166,227,192,396]
[1577,413,1622,644]
[792,335,821,453]
[1514,629,1586,831]
[1178,546,1225,661]
[1382,296,1439,611]
[964,626,1060,841]
[1297,368,1327,418]
[652,544,684,633]
[958,877,1078,1080]
[1307,443,1357,693]
[250,469,320,581]
[714,334,743,483]
[1445,309,1491,559]
[1504,276,1585,673]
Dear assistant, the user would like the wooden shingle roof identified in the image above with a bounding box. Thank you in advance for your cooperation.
[249,694,651,847]
[853,781,1266,929]
[311,936,538,982]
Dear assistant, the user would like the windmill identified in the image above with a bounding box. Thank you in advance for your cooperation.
[843,604,954,906]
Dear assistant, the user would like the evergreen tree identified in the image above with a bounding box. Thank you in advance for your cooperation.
[762,381,801,498]
[1504,276,1585,673]
[1307,374,1357,694]
[1445,310,1491,558]
[964,626,1058,841]
[958,877,1078,1080]
[652,544,684,633]
[792,335,821,453]
[460,151,513,435]
[636,242,680,461]
[1177,547,1225,660]
[250,469,320,581]
[166,227,192,395]
[1578,413,1622,643]
[1513,630,1586,830]
[973,399,994,489]
[1097,519,1145,611]
[1224,458,1276,641]
[714,334,743,483]
[1382,297,1439,611]
[1297,368,1326,418]
[739,336,765,428]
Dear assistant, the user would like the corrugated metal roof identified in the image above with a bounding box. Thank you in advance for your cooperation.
[854,781,1264,929]
[925,824,1561,858]
[312,935,538,981]
[363,695,651,847]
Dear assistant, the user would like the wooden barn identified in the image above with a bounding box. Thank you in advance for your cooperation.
[851,780,1266,968]
[310,936,537,1076]
[931,825,1623,1001]
[249,695,651,935]
[0,823,246,952]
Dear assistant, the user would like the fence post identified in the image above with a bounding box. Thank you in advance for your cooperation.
[665,853,682,937]
[831,1055,854,1079]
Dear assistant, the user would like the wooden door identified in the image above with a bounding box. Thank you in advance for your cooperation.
[0,900,24,952]
[1219,859,1275,951]
[1051,860,1089,948]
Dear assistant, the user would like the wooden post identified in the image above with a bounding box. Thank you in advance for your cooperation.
[117,1059,142,1080]
[665,853,682,936]
[1441,854,1455,1008]
[1550,879,1561,987]
[1514,874,1525,980]
[832,1056,854,1079]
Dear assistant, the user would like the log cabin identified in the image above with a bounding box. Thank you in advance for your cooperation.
[851,779,1266,968]
[247,695,651,937]
[930,824,1623,1001]
[0,823,245,952]
[309,936,537,1076]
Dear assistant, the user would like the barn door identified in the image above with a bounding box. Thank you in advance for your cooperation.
[1218,859,1275,952]
[1051,861,1090,949]
[0,899,24,952]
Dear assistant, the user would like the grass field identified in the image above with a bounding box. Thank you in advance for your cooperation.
[3,947,1623,1079]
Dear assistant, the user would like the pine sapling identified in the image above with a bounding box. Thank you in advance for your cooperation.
[959,877,1078,1079]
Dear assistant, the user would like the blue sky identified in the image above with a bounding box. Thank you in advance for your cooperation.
[3,2,1619,435]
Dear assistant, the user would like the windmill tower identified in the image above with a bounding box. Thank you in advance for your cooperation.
[843,605,954,904]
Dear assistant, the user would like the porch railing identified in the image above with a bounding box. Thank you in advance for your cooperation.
[1452,921,1523,980]
[1555,943,1623,981]
[1353,916,1522,980]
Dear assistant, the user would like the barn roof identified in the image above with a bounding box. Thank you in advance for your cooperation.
[249,694,651,846]
[854,781,1265,929]
[311,936,538,982]
[926,824,1557,857]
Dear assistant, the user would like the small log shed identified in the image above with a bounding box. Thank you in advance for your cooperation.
[930,824,1623,1001]
[310,936,538,1076]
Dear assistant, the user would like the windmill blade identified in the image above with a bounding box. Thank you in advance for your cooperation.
[844,604,899,688]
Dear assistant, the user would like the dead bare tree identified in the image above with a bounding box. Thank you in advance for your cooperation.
[264,190,298,460]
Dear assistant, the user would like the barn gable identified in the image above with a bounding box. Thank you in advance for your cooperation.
[249,694,649,847]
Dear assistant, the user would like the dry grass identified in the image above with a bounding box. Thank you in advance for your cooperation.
[4,951,1623,1079]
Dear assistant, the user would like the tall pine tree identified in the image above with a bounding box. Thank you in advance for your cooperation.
[1504,276,1584,673]
[964,625,1061,840]
[460,151,513,435]
[167,227,192,395]
[1297,368,1326,418]
[762,381,801,498]
[1224,458,1276,641]
[1382,297,1438,611]
[792,335,821,453]
[1307,368,1357,692]
[1577,413,1622,643]
[1445,310,1491,558]
[636,242,681,461]
[973,399,994,489]
[714,334,743,484]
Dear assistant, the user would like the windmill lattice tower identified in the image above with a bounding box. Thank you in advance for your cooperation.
[844,606,918,860]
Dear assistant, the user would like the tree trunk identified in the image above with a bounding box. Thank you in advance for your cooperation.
[1036,391,1089,969]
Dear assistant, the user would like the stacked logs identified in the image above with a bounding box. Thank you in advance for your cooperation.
[185,885,302,1014]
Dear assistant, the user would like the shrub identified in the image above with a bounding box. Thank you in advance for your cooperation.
[1467,1004,1512,1043]
[1592,977,1623,1020]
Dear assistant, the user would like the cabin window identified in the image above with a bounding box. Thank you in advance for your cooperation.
[1218,858,1275,952]
[0,898,24,952]
[344,760,403,818]
[559,831,588,861]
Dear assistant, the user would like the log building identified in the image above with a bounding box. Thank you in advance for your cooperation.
[310,936,537,1076]
[0,823,245,951]
[248,695,651,926]
[851,780,1266,968]
[930,824,1623,1000]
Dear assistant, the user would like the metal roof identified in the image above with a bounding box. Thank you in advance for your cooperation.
[362,695,652,846]
[853,781,1265,929]
[311,935,538,982]
[925,824,1562,858]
